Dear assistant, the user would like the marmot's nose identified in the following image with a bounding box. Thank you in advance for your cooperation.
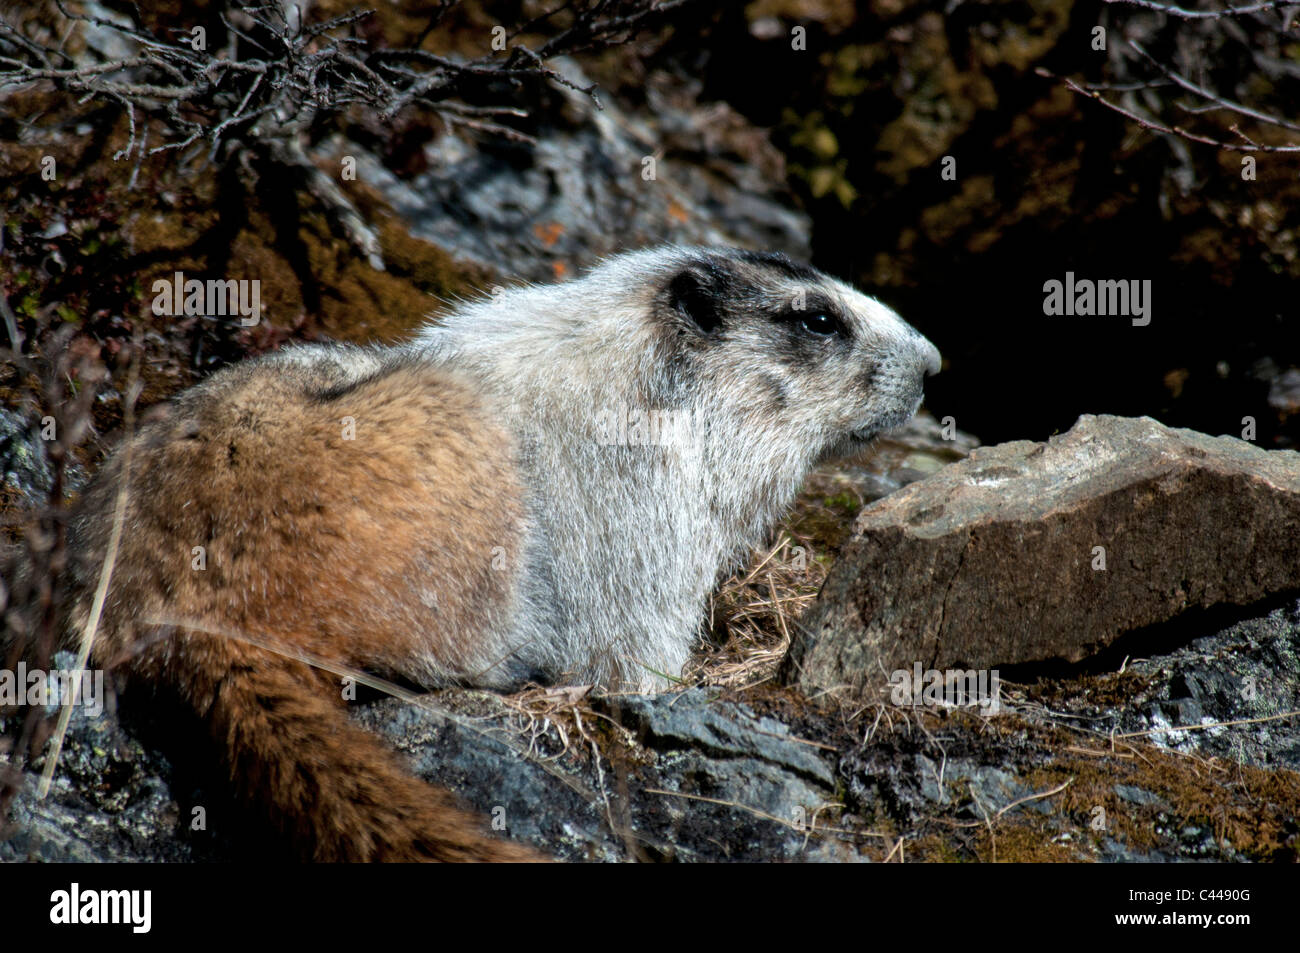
[912,333,942,377]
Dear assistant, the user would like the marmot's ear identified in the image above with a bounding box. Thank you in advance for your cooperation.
[668,266,725,335]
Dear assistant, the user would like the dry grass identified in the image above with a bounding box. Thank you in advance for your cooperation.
[687,528,830,690]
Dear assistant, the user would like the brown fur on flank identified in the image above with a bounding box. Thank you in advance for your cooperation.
[59,357,540,861]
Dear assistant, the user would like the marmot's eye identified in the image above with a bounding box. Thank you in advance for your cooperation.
[799,313,839,336]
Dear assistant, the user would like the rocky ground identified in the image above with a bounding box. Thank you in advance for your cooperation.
[4,595,1299,863]
[4,423,1298,863]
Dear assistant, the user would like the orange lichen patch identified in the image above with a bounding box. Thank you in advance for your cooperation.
[534,222,565,247]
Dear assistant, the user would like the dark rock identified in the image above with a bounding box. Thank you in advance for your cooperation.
[608,690,834,788]
[0,656,204,863]
[0,407,90,515]
[1114,784,1172,812]
[1072,595,1300,772]
[353,693,625,863]
[341,59,811,283]
[786,415,1300,700]
[850,411,980,503]
[6,606,1299,863]
[358,687,849,863]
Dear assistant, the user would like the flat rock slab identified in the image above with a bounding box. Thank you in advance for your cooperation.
[784,415,1300,698]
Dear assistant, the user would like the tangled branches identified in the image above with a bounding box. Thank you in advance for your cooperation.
[1041,0,1300,157]
[0,0,691,266]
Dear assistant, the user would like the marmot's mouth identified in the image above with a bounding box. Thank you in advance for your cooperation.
[858,392,925,439]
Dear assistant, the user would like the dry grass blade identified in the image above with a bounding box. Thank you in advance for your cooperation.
[689,530,827,689]
[36,352,139,799]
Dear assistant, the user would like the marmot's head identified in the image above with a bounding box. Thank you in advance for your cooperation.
[421,245,938,466]
[638,246,940,461]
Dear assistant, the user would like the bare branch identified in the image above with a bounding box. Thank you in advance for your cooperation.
[0,0,692,267]
[1103,0,1300,19]
[1040,70,1300,152]
[1127,38,1300,133]
[1042,2,1300,158]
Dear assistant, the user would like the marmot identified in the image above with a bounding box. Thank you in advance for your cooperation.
[32,245,940,861]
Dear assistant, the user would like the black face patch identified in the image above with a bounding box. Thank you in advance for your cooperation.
[666,251,850,351]
[667,260,734,335]
[732,250,821,285]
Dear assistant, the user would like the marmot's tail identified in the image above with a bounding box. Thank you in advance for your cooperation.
[189,637,540,862]
[45,355,542,861]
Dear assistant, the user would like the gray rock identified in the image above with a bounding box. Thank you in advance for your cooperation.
[338,59,811,284]
[786,415,1300,699]
[6,607,1297,863]
[0,691,200,863]
[1115,784,1172,812]
[0,408,55,508]
[830,411,981,506]
[1267,367,1300,417]
[354,694,626,862]
[357,687,846,863]
[1095,596,1300,771]
[607,690,835,787]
